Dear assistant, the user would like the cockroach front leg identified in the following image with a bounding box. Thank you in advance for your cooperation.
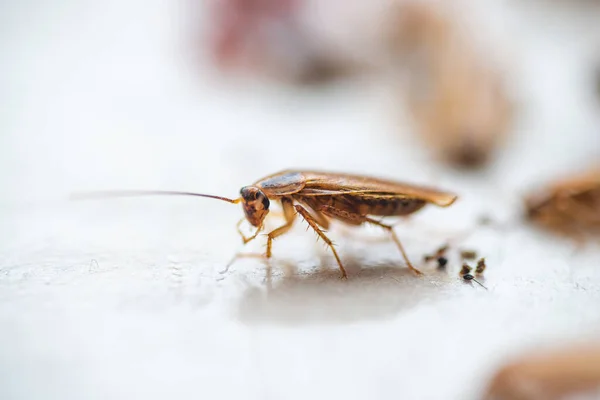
[219,219,264,274]
[265,198,296,259]
[262,198,297,281]
[294,205,348,279]
[319,205,423,276]
[236,218,263,244]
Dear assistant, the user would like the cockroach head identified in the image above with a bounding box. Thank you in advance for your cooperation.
[240,186,270,227]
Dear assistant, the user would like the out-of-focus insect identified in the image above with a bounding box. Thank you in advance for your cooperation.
[460,249,478,260]
[525,167,600,239]
[424,244,449,269]
[460,263,487,289]
[460,263,472,276]
[475,257,486,275]
[73,170,457,279]
[389,2,513,168]
[423,244,448,262]
[483,342,600,400]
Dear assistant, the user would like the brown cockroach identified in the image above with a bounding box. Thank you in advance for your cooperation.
[525,167,600,238]
[483,342,600,400]
[73,170,457,278]
[389,2,513,169]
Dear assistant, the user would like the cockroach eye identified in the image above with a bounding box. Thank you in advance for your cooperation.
[260,194,270,210]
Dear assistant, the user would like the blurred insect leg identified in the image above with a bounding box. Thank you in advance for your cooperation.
[319,205,422,276]
[294,205,347,279]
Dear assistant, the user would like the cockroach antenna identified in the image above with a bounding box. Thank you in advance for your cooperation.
[70,190,241,204]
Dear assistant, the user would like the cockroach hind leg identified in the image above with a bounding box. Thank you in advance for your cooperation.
[364,217,423,276]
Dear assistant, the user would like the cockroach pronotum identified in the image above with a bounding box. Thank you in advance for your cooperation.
[72,170,458,279]
[525,167,600,238]
[483,342,600,400]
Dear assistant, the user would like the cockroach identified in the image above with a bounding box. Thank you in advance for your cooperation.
[390,2,513,169]
[72,170,457,279]
[525,167,600,238]
[483,342,600,400]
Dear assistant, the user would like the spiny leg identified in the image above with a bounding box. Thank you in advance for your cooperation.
[306,207,331,230]
[294,205,347,279]
[319,205,422,276]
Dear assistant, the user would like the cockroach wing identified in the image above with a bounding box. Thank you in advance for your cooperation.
[299,171,457,207]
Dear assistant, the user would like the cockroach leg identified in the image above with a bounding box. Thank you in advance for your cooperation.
[264,199,296,278]
[236,218,263,244]
[308,208,331,230]
[265,223,295,258]
[365,217,423,276]
[294,205,348,279]
[318,205,422,276]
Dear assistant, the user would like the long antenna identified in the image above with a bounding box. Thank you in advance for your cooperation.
[70,190,240,204]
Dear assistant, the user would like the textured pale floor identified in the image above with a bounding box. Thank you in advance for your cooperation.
[2,1,600,399]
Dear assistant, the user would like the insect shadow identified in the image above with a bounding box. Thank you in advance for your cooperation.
[236,255,456,326]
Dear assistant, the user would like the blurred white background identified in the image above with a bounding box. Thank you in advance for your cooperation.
[1,0,600,399]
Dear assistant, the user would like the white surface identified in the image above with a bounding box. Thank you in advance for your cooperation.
[2,1,600,399]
